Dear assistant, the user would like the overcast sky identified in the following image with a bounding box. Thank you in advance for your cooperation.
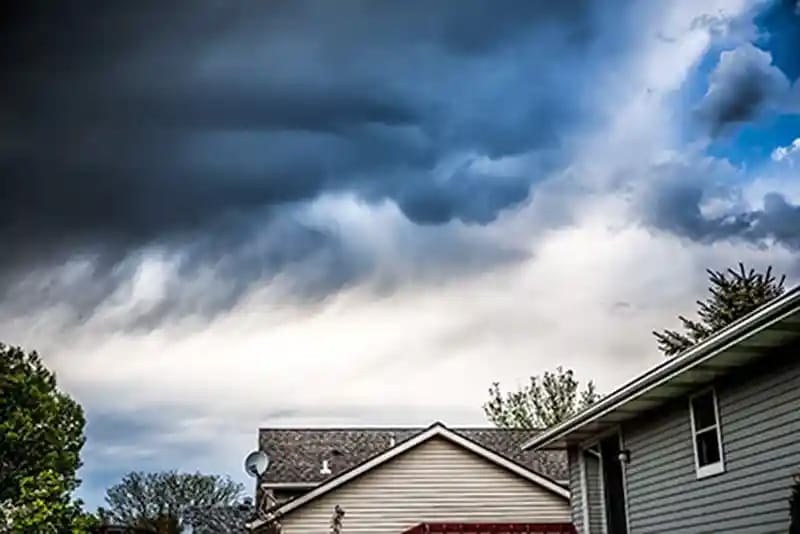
[2,0,800,509]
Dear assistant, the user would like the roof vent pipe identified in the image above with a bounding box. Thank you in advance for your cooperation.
[389,434,396,447]
[320,459,332,475]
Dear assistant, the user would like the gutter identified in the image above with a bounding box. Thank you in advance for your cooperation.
[522,285,800,450]
[260,482,317,489]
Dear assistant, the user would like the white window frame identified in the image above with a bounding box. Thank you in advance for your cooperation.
[580,444,604,533]
[689,387,725,479]
[579,447,590,532]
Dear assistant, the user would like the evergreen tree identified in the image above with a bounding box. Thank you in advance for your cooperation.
[484,367,599,429]
[654,264,786,357]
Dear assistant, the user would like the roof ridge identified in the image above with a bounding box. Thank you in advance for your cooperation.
[249,424,569,529]
[258,426,426,431]
[448,426,546,432]
[258,426,543,431]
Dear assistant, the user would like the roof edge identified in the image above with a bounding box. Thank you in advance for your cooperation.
[248,423,568,530]
[258,421,444,432]
[523,285,800,450]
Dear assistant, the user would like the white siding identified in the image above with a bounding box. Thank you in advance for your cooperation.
[279,436,570,534]
[583,452,604,534]
[567,447,584,533]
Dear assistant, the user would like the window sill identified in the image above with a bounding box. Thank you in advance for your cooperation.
[696,462,725,480]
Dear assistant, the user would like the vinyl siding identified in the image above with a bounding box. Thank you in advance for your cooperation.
[273,488,307,504]
[567,447,584,533]
[583,451,604,534]
[622,348,800,533]
[279,436,570,534]
[567,447,604,534]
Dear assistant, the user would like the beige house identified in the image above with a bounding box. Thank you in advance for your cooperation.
[249,422,573,533]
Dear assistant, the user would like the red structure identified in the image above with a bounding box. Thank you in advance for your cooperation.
[403,523,577,534]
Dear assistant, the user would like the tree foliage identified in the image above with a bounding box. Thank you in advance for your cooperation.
[0,470,97,533]
[183,500,254,534]
[103,471,245,533]
[484,366,600,429]
[329,505,345,534]
[0,343,89,532]
[654,264,786,357]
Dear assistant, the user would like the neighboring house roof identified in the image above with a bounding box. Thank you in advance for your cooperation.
[523,285,800,450]
[258,425,568,485]
[403,523,577,533]
[249,423,570,530]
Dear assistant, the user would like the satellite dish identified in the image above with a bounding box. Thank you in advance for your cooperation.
[244,450,270,478]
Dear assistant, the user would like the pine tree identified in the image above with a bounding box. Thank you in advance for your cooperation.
[654,264,786,357]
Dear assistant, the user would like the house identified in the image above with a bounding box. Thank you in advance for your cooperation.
[250,422,574,533]
[523,286,800,533]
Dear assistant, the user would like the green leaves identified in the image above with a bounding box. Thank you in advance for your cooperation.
[5,470,77,533]
[654,263,786,357]
[0,343,89,532]
[484,366,600,429]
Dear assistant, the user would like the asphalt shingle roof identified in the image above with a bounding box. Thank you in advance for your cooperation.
[257,426,567,485]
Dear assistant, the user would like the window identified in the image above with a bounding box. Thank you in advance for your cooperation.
[689,388,725,478]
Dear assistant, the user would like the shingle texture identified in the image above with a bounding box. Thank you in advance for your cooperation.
[258,426,567,485]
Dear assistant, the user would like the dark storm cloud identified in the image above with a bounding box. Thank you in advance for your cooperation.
[1,0,599,244]
[639,160,800,249]
[0,0,629,320]
[393,161,532,225]
[0,211,364,330]
[696,44,790,135]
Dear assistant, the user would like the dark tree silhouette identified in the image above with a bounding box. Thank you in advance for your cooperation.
[102,471,244,533]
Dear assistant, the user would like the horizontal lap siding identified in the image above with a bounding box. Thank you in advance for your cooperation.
[280,436,570,534]
[567,447,584,533]
[623,349,800,534]
[584,453,603,534]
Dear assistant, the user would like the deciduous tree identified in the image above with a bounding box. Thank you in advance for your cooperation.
[0,344,89,532]
[484,367,599,429]
[103,471,244,533]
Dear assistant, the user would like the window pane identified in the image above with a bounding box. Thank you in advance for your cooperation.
[692,391,717,430]
[696,429,720,466]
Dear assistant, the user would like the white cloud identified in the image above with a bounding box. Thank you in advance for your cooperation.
[771,138,800,163]
[49,193,795,507]
[7,0,798,510]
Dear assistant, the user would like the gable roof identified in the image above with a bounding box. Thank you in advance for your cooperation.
[523,285,800,450]
[258,426,567,485]
[250,423,569,529]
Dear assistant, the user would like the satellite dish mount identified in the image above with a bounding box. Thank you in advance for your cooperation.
[244,450,270,478]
